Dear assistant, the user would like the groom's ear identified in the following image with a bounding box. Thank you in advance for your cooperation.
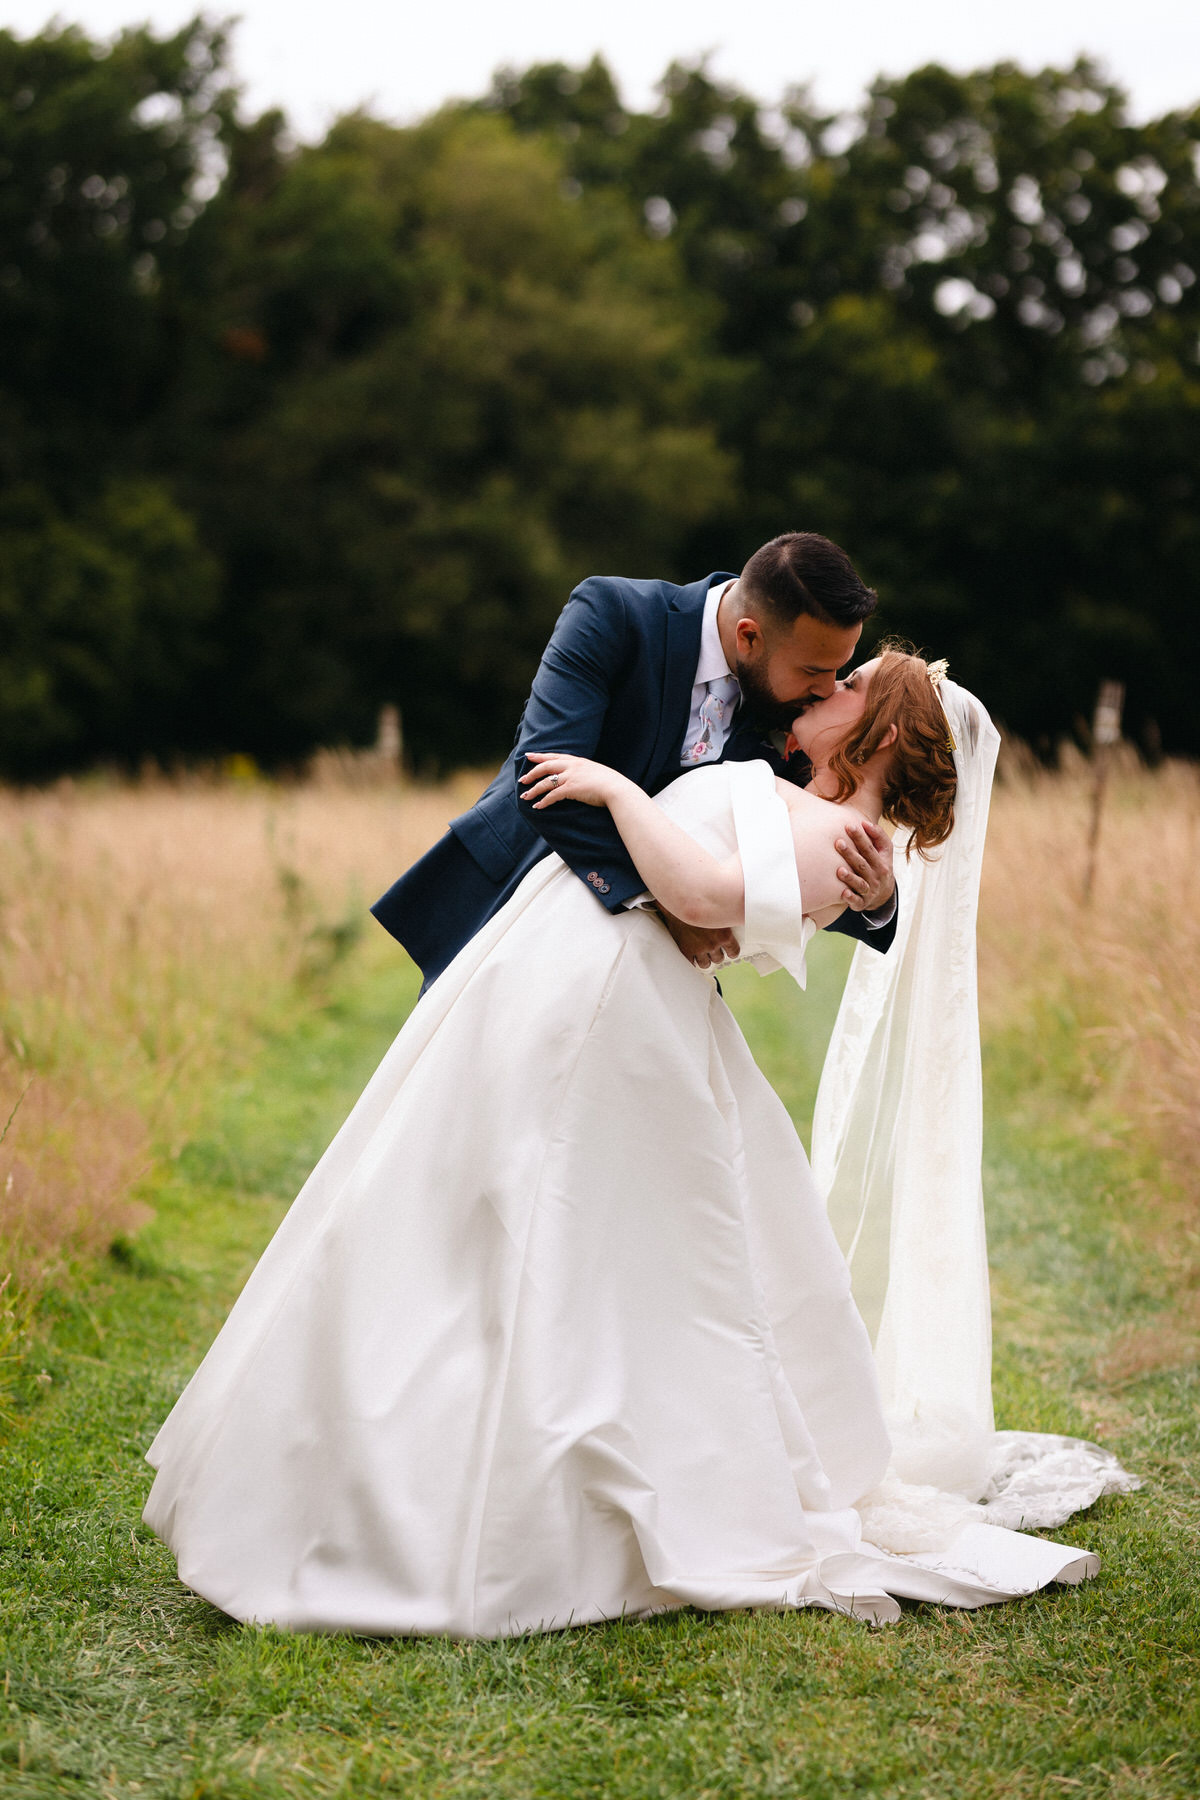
[734,616,766,657]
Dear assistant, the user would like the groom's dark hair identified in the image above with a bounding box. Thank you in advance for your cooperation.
[740,532,877,630]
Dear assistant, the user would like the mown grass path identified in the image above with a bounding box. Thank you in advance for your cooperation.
[1,941,1197,1799]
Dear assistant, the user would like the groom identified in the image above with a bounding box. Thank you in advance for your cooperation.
[372,531,897,986]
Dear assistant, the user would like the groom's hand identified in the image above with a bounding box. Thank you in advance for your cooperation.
[656,907,741,970]
[836,820,895,912]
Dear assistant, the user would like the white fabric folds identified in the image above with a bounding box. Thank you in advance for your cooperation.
[726,758,817,990]
[813,683,1140,1523]
[144,760,1111,1637]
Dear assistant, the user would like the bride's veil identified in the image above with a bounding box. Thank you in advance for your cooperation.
[811,678,1001,1499]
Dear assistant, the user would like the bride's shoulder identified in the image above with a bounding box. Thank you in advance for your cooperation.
[773,777,835,818]
[776,780,866,837]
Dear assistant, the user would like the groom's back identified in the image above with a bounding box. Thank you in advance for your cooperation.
[370,570,724,981]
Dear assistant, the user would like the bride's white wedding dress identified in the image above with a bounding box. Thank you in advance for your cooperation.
[144,759,1130,1635]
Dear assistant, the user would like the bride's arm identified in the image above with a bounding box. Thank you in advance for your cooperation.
[521,755,745,927]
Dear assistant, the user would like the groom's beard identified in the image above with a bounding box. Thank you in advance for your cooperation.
[734,655,815,734]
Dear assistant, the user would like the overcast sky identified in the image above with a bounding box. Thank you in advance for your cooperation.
[6,0,1197,135]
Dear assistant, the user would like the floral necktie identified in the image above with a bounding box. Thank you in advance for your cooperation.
[688,675,740,764]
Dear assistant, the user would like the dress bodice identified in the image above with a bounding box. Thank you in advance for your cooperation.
[653,761,816,988]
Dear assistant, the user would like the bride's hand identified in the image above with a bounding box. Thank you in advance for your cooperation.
[520,753,627,809]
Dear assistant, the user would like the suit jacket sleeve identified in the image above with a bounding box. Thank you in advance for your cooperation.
[824,900,898,954]
[511,579,650,912]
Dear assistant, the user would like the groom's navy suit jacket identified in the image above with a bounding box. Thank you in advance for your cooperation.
[371,572,898,985]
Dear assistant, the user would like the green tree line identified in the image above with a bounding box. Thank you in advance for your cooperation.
[2,18,1198,776]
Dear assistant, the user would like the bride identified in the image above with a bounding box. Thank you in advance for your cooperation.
[144,648,1135,1634]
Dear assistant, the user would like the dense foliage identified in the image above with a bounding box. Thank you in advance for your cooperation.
[2,20,1198,773]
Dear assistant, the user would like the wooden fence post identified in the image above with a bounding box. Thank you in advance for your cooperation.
[375,705,403,776]
[1083,679,1124,903]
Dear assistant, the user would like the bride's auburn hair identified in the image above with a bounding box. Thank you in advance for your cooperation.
[826,644,957,856]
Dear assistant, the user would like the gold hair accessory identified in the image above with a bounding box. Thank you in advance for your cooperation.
[925,657,957,750]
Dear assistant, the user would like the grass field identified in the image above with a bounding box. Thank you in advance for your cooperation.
[1,760,1198,1796]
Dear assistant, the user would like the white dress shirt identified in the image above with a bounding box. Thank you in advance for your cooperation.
[680,579,740,765]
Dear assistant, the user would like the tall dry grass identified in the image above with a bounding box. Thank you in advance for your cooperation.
[981,747,1200,1183]
[981,747,1200,1379]
[2,752,1197,1345]
[0,770,486,1299]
